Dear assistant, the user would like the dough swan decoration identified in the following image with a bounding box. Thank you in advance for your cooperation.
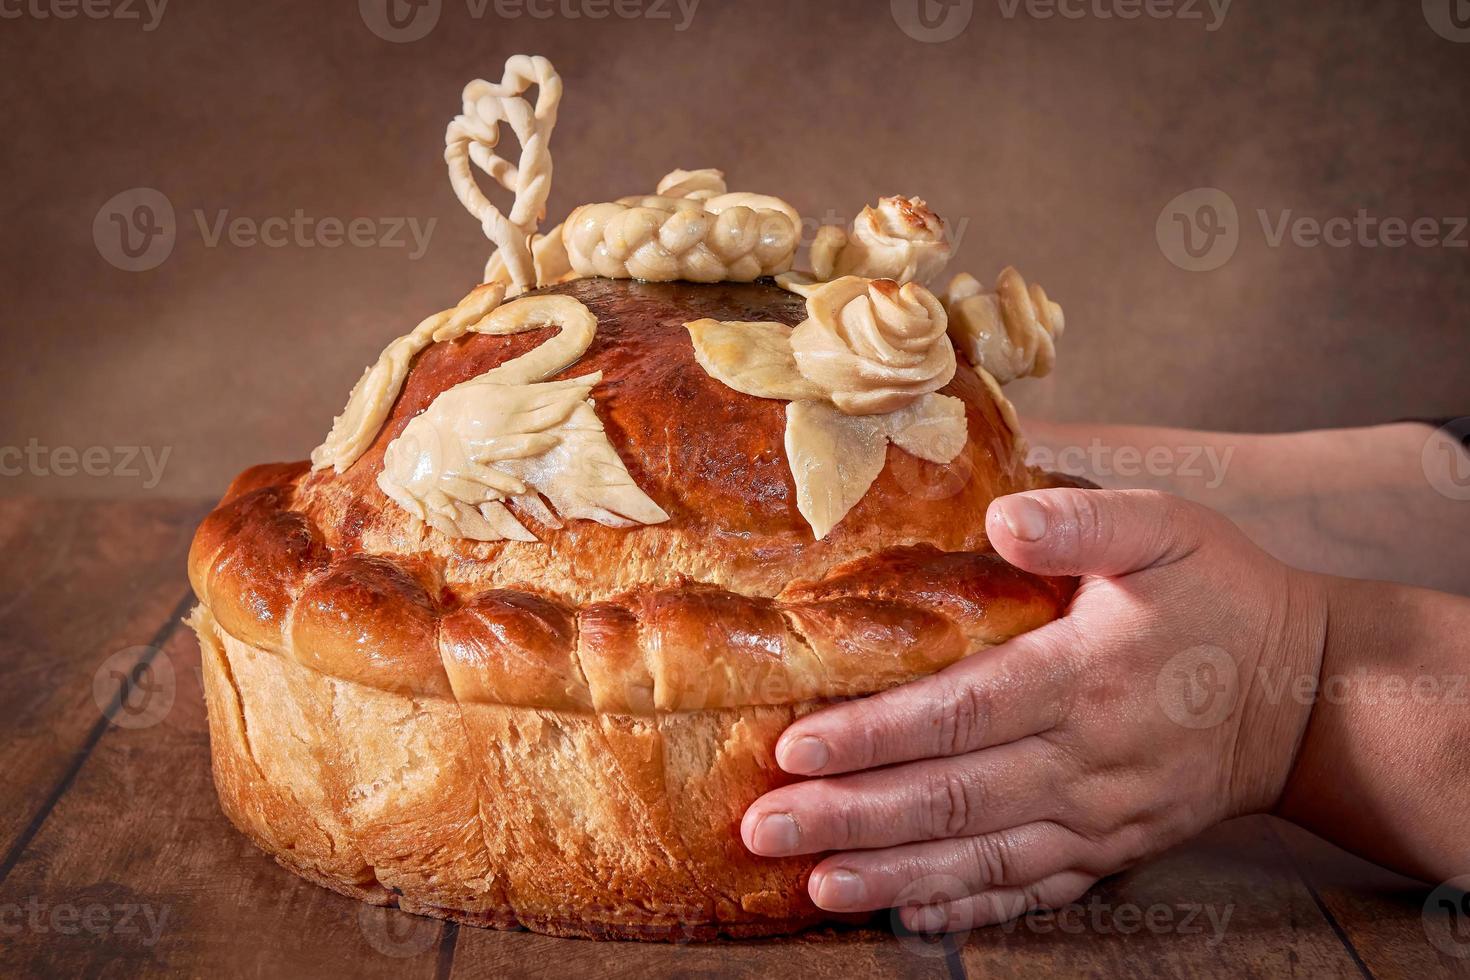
[315,56,669,542]
[377,294,669,542]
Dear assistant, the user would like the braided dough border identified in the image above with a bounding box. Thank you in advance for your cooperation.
[189,463,1077,715]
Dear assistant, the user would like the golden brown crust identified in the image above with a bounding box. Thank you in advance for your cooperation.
[192,471,1071,711]
[292,277,1035,600]
[190,277,1075,712]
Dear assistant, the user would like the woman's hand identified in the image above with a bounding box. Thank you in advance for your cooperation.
[741,488,1331,932]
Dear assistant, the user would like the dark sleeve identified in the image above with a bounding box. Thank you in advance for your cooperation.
[1405,418,1470,451]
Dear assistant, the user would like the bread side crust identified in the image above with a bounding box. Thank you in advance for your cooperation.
[191,605,875,939]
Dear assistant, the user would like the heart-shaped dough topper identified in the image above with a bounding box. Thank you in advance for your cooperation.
[445,55,562,289]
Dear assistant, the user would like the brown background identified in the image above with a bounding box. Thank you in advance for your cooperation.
[0,0,1466,499]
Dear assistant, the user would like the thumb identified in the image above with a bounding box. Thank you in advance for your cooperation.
[986,488,1208,577]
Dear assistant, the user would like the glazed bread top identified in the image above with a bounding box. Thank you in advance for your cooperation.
[189,277,1075,713]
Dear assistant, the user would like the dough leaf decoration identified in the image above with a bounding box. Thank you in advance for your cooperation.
[684,319,823,402]
[884,393,968,464]
[378,294,668,542]
[784,400,890,541]
[686,278,969,539]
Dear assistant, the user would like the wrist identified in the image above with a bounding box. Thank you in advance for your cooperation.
[1226,565,1332,818]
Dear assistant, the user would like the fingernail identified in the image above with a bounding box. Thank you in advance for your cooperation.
[814,870,865,910]
[779,736,829,774]
[751,813,800,855]
[998,495,1048,541]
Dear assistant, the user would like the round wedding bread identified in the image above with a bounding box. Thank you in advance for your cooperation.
[186,55,1077,941]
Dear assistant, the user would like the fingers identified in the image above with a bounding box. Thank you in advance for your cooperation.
[987,488,1211,578]
[744,739,1057,856]
[896,870,1098,933]
[774,628,1075,777]
[803,821,1094,914]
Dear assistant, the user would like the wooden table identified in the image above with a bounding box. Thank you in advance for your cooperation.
[1,498,1464,978]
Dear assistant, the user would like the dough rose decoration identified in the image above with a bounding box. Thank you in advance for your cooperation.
[791,275,955,414]
[778,196,952,296]
[688,275,966,538]
[942,266,1066,384]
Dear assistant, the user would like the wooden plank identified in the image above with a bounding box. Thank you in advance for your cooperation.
[448,922,955,979]
[952,816,1366,979]
[0,498,207,866]
[0,620,452,979]
[1272,820,1470,979]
